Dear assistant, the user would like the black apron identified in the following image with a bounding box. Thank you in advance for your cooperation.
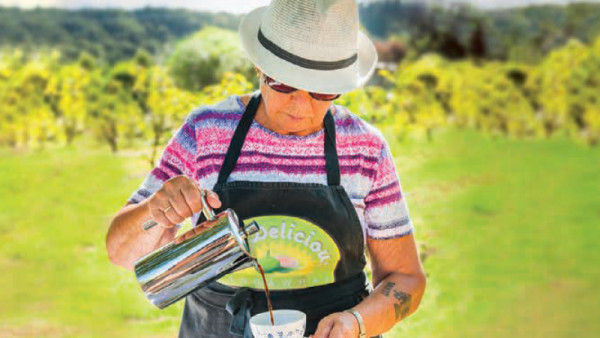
[179,94,376,337]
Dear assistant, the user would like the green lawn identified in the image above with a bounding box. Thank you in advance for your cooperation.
[388,130,600,337]
[1,129,598,337]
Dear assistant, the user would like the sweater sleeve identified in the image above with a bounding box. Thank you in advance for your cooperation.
[363,138,414,239]
[126,113,197,205]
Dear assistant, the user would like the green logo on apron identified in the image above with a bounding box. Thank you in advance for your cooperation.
[218,215,341,289]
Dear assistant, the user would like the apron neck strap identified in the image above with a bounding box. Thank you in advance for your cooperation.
[217,93,340,186]
[323,107,340,186]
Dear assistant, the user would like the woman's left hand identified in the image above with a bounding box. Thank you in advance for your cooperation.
[310,311,359,338]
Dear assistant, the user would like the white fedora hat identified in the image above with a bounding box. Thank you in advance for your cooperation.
[239,0,378,94]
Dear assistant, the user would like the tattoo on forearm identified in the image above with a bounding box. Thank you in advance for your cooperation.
[381,283,413,320]
[392,291,412,320]
[382,282,395,296]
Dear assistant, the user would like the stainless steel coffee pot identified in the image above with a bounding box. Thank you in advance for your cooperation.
[134,192,259,309]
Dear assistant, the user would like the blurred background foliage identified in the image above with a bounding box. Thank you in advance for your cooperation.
[167,26,254,92]
[0,7,240,64]
[1,1,599,337]
[2,18,600,155]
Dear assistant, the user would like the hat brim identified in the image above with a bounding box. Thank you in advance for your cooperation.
[239,6,378,94]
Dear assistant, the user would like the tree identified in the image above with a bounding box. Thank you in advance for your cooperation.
[168,26,254,91]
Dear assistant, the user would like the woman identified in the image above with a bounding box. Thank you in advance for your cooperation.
[105,0,426,337]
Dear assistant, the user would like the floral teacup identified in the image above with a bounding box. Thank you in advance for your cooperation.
[250,309,306,338]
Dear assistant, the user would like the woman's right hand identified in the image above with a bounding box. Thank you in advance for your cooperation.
[146,175,222,229]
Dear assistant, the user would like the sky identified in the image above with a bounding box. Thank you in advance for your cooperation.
[0,0,594,13]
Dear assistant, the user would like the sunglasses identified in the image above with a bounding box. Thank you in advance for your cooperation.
[263,75,341,101]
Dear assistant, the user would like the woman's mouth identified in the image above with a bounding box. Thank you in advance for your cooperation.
[286,114,304,121]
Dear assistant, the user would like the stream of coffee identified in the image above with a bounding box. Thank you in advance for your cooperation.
[254,260,275,325]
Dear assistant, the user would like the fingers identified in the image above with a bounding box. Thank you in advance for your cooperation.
[310,313,358,338]
[312,316,334,338]
[205,190,222,208]
[161,183,187,225]
[147,190,176,229]
[179,178,221,212]
[163,203,185,225]
[178,180,201,212]
[328,325,346,338]
[147,175,221,230]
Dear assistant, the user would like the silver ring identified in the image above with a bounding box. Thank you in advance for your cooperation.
[162,206,173,213]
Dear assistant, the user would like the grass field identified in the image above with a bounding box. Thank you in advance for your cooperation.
[1,129,599,337]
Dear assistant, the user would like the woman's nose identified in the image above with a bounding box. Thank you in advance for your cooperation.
[290,90,312,106]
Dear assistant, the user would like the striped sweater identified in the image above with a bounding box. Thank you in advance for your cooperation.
[128,95,413,240]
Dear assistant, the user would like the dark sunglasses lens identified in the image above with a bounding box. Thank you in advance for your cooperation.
[310,93,341,101]
[265,75,339,101]
[265,76,296,93]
